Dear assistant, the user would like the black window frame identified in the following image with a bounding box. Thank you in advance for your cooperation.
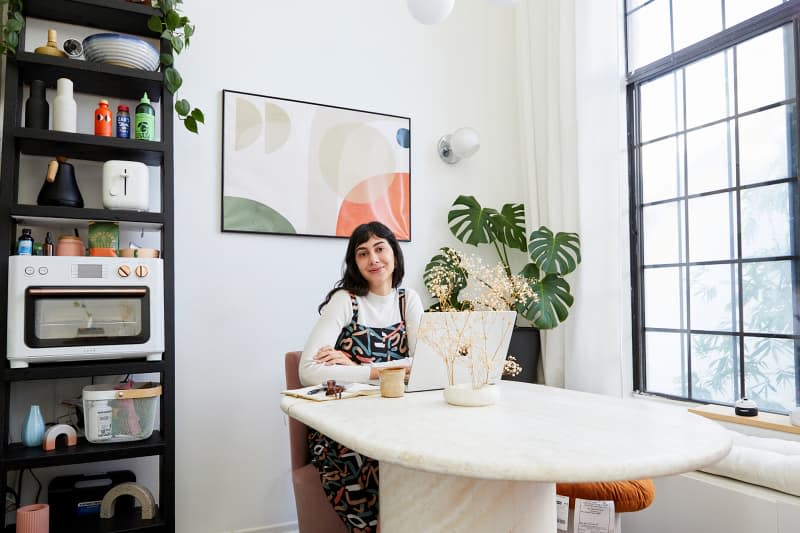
[627,0,800,412]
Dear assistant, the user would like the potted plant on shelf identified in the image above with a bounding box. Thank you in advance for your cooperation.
[423,195,581,383]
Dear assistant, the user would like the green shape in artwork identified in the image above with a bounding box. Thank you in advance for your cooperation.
[223,196,296,234]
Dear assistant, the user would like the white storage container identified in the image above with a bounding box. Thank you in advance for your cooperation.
[82,382,161,443]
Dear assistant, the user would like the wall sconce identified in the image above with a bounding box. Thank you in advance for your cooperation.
[407,0,455,25]
[438,127,480,164]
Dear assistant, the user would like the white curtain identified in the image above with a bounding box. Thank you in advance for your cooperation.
[515,0,579,387]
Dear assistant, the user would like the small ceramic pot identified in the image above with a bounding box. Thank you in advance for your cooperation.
[16,503,49,533]
[55,236,84,256]
[443,383,498,407]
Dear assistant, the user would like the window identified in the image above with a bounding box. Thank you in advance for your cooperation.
[627,0,799,413]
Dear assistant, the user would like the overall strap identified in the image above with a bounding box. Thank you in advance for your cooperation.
[348,292,359,322]
[398,288,406,323]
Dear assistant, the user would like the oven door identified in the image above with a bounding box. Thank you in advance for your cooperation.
[24,286,151,348]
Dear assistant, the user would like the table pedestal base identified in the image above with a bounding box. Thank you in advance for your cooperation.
[381,463,556,532]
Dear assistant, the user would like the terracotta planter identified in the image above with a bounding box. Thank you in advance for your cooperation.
[16,503,49,533]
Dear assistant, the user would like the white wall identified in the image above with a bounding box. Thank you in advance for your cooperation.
[171,2,524,531]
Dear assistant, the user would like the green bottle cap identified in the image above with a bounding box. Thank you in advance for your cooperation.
[140,92,150,105]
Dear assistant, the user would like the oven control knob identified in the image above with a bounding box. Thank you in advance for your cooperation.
[135,265,149,278]
[24,266,34,276]
[117,265,131,278]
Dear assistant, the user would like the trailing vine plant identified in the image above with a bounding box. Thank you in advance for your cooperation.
[148,0,204,133]
[0,0,24,55]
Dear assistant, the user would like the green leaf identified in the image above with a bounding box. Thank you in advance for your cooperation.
[518,274,574,329]
[164,67,183,93]
[166,9,181,31]
[184,24,195,38]
[147,15,163,33]
[5,31,18,48]
[161,30,172,40]
[447,195,498,247]
[6,18,22,32]
[528,226,581,276]
[160,0,176,12]
[490,203,527,253]
[179,17,189,27]
[423,247,469,311]
[159,53,173,66]
[171,34,184,54]
[190,108,205,123]
[175,99,190,117]
[184,116,198,133]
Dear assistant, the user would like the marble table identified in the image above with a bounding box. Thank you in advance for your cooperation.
[281,381,732,532]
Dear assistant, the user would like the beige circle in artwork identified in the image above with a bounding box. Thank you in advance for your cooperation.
[234,97,261,151]
[264,102,290,154]
[318,123,394,200]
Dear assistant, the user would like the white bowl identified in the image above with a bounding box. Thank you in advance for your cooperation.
[83,33,159,71]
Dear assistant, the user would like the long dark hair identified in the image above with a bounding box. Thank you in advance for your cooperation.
[318,221,405,313]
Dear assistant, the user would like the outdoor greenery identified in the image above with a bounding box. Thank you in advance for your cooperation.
[423,195,581,330]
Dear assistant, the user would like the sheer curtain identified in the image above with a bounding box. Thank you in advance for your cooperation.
[515,0,579,387]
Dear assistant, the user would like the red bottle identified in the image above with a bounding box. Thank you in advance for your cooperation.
[94,99,112,136]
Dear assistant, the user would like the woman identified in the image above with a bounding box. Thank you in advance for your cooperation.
[300,221,423,532]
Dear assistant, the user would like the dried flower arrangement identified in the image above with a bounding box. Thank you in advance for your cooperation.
[419,249,531,388]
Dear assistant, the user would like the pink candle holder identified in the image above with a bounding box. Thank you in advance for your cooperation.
[16,503,49,533]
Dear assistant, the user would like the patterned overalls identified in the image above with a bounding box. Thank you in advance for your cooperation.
[308,290,408,533]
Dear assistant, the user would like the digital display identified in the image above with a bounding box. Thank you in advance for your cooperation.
[76,264,103,278]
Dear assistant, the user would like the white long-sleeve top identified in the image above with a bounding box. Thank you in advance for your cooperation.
[299,287,424,386]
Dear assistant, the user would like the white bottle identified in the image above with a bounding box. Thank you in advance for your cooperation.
[86,400,113,441]
[52,77,77,133]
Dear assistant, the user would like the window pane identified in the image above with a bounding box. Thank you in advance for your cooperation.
[643,201,685,265]
[736,25,795,113]
[688,193,737,262]
[627,0,672,72]
[691,334,737,403]
[686,122,734,195]
[739,104,796,185]
[685,51,734,129]
[744,337,796,412]
[673,0,722,52]
[690,264,737,331]
[641,136,684,202]
[646,331,688,396]
[645,267,686,329]
[741,183,791,258]
[641,72,684,142]
[742,260,793,334]
[725,0,783,28]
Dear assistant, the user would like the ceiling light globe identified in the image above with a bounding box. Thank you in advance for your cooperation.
[450,127,480,159]
[407,0,455,25]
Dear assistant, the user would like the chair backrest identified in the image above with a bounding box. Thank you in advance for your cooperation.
[285,351,310,471]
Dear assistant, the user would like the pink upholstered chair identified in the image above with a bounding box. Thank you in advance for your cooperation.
[284,351,347,533]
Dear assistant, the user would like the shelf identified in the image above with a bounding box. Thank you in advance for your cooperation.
[2,359,166,381]
[24,0,160,38]
[16,52,162,102]
[11,205,164,229]
[2,431,166,469]
[14,127,165,165]
[688,404,800,435]
[4,507,165,533]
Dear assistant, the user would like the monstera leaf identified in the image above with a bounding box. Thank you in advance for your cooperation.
[517,264,574,329]
[448,195,499,247]
[422,247,470,311]
[490,203,527,253]
[527,226,581,276]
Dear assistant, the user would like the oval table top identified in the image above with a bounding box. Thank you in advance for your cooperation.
[281,380,732,482]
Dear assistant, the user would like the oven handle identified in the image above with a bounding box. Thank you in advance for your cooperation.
[27,288,148,296]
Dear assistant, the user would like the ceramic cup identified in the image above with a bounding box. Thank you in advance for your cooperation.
[379,367,405,398]
[55,236,84,256]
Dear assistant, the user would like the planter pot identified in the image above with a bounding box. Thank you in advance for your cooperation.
[443,383,498,407]
[503,326,540,384]
[16,503,49,533]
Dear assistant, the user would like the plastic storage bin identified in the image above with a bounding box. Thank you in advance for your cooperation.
[82,382,162,443]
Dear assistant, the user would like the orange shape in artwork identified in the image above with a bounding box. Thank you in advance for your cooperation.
[336,172,410,240]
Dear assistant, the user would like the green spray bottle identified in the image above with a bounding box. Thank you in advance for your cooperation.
[134,92,155,141]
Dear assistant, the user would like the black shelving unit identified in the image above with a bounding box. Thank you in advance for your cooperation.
[0,1,174,532]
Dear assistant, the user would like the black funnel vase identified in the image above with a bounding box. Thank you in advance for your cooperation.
[37,160,84,208]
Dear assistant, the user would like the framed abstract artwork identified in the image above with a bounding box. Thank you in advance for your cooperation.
[221,90,411,240]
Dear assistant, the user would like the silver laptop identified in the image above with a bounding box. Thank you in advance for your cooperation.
[405,310,516,392]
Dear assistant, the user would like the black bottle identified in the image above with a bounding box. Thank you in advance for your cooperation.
[43,231,54,256]
[25,80,49,129]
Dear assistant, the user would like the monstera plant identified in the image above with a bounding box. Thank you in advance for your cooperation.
[424,195,581,329]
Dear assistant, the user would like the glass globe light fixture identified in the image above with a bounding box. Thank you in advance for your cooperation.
[438,127,480,164]
[407,0,455,25]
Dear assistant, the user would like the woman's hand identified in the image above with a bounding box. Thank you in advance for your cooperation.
[314,346,355,366]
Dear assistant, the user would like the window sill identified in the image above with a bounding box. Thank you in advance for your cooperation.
[687,404,800,436]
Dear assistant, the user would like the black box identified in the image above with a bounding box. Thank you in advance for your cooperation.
[48,470,136,530]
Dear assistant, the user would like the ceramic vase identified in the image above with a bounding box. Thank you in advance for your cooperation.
[52,78,76,133]
[443,383,499,407]
[24,80,49,129]
[16,503,49,533]
[22,405,45,447]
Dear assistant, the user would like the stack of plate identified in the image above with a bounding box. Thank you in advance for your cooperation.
[82,33,159,71]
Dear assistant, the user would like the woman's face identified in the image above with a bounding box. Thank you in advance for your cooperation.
[355,235,395,294]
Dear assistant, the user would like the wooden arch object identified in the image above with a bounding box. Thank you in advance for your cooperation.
[42,424,77,451]
[100,482,157,520]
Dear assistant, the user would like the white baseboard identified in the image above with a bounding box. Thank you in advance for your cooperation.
[225,521,298,533]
